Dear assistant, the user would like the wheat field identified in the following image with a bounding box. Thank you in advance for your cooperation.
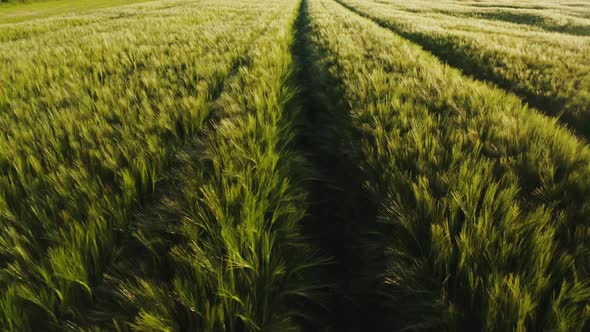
[1,0,589,330]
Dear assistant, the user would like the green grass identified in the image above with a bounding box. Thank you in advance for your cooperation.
[0,0,152,24]
[1,0,589,330]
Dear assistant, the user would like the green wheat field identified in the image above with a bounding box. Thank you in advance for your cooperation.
[1,0,589,330]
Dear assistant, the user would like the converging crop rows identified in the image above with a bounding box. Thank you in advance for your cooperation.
[0,0,588,331]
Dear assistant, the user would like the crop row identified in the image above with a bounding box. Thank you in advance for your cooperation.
[338,0,590,140]
[0,0,288,329]
[106,0,326,330]
[301,0,590,330]
[368,0,590,35]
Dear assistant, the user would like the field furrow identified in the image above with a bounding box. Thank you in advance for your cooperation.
[302,0,590,330]
[337,0,590,140]
[102,0,326,330]
[291,1,386,330]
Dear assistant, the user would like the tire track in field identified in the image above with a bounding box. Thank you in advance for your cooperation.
[331,0,590,141]
[292,0,387,330]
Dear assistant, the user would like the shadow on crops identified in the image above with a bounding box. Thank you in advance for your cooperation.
[449,10,590,37]
[333,0,590,140]
[292,1,389,331]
